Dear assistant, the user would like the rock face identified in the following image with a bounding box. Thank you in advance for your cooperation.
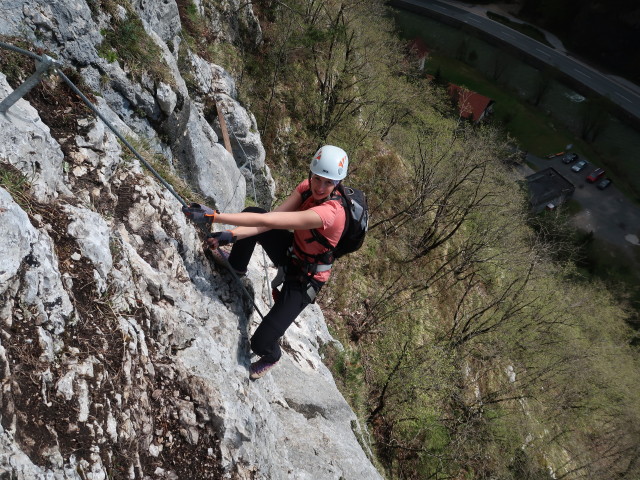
[0,1,382,479]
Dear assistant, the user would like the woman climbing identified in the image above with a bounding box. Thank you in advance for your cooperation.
[186,145,348,379]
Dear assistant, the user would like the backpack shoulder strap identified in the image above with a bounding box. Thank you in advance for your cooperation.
[301,188,312,202]
[304,187,347,250]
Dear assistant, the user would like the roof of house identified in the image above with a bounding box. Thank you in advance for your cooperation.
[408,37,431,58]
[447,84,493,122]
[526,167,575,206]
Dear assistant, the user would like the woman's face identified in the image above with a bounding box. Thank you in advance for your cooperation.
[310,174,337,201]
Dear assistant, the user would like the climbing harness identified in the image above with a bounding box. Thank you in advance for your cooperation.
[0,41,265,319]
[270,260,321,305]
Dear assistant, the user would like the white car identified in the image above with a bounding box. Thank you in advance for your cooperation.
[571,160,588,172]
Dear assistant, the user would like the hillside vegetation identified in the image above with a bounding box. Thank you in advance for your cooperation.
[197,0,640,478]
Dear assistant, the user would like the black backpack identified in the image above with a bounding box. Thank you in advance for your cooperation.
[301,184,369,263]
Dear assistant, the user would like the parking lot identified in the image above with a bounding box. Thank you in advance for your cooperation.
[524,153,640,255]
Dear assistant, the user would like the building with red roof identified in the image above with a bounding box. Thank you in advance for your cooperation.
[446,83,494,123]
[407,37,431,71]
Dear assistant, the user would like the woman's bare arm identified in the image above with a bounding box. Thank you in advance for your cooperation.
[216,209,322,236]
[212,189,321,242]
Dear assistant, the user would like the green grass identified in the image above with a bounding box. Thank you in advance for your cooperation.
[0,162,32,211]
[427,56,574,153]
[98,10,172,85]
[424,56,638,199]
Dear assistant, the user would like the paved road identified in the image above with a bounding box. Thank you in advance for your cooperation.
[391,0,640,121]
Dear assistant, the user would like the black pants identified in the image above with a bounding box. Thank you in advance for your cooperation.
[228,207,322,363]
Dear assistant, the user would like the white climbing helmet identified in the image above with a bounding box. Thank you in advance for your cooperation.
[310,145,349,181]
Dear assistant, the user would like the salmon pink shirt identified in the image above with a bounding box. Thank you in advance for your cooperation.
[293,180,346,282]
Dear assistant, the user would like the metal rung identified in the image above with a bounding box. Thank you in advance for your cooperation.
[0,54,59,114]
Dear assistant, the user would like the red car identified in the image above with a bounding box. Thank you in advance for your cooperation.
[586,168,605,183]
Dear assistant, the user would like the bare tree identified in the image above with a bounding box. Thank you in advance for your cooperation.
[372,124,505,262]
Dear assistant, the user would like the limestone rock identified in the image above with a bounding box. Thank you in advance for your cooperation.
[168,99,246,213]
[0,74,71,201]
[0,1,101,66]
[64,205,113,294]
[0,424,81,480]
[156,82,178,116]
[131,0,182,44]
[198,0,263,46]
[0,188,73,338]
[211,92,275,208]
[183,52,274,207]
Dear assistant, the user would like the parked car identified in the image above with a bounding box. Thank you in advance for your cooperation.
[562,153,579,164]
[586,168,606,183]
[596,178,612,190]
[571,160,588,172]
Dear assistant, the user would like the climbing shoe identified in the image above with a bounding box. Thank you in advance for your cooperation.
[249,358,279,379]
